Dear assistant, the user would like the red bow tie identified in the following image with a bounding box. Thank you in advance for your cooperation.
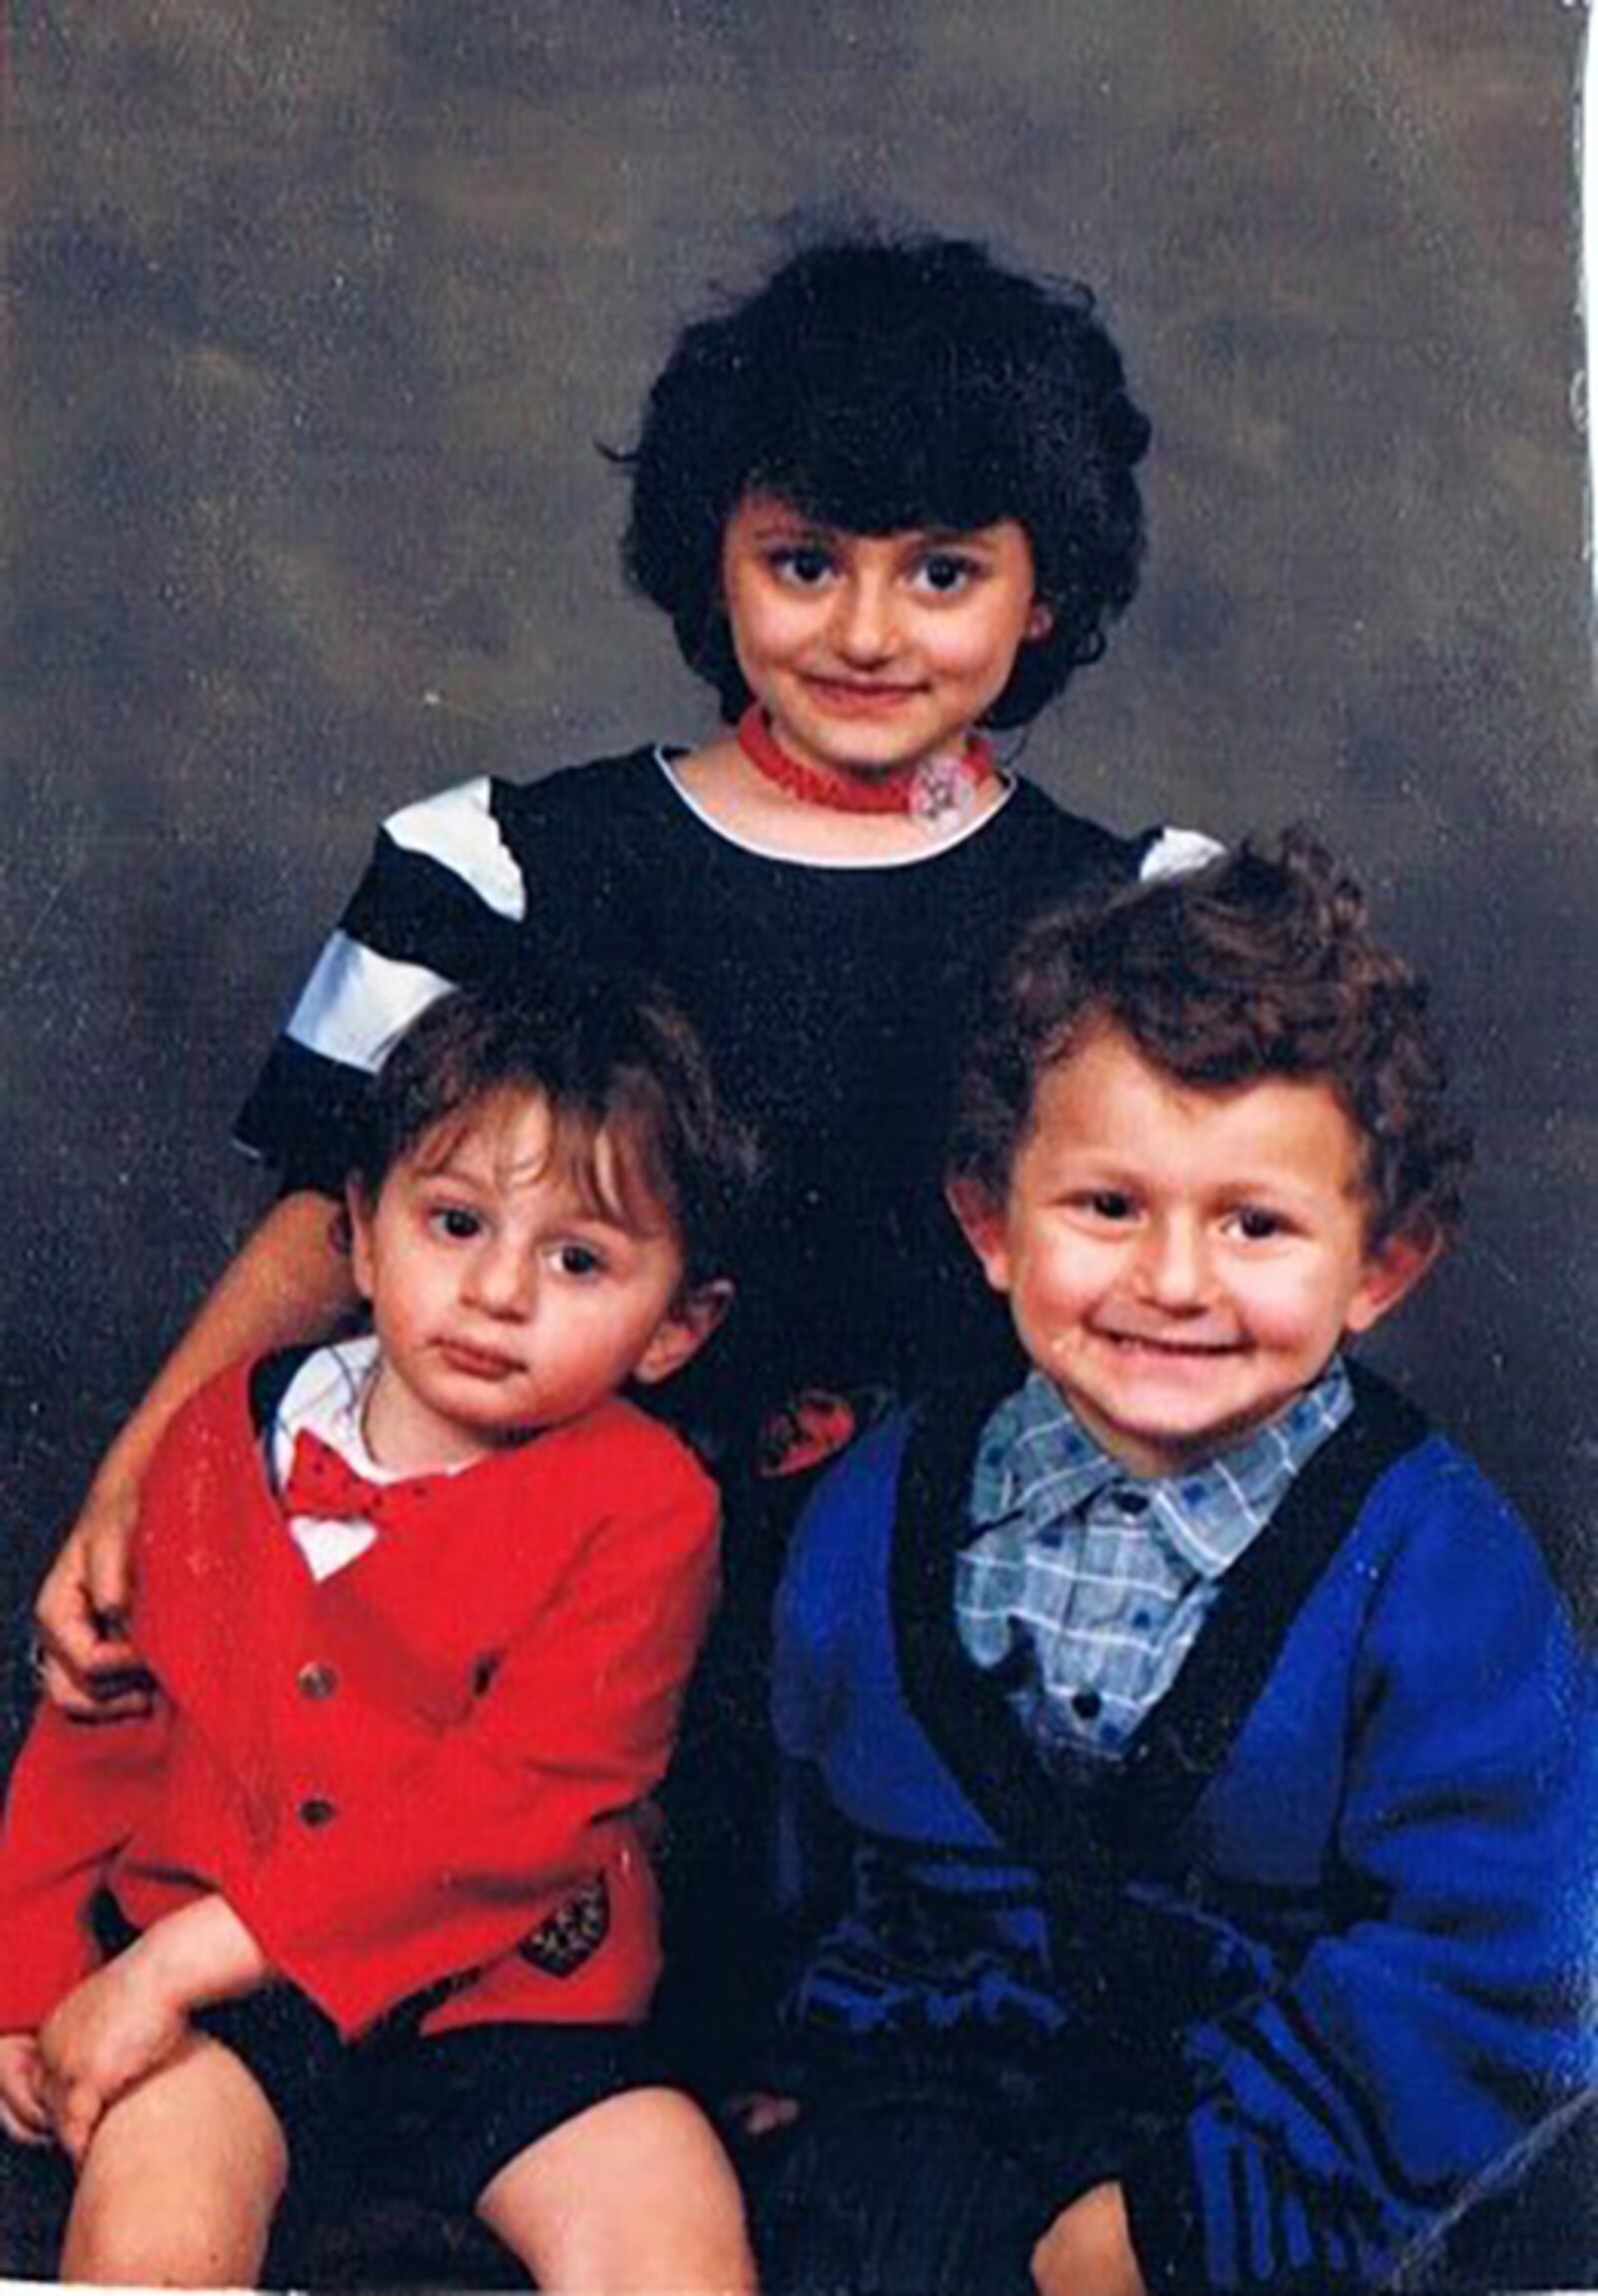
[280,1428,448,1532]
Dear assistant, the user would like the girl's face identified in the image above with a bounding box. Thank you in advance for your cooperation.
[720,493,1052,779]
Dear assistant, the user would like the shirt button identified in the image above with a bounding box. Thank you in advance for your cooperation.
[297,1661,339,1700]
[1113,1489,1150,1517]
[297,1795,339,1829]
[1071,1689,1104,1721]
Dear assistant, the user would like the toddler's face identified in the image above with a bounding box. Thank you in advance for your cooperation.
[951,1029,1430,1477]
[719,492,1052,779]
[350,1091,716,1471]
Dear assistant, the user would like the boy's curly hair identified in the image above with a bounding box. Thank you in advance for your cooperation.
[353,969,762,1290]
[949,832,1472,1246]
[617,232,1151,729]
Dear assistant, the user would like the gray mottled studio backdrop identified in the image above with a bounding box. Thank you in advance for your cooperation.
[3,3,1595,1696]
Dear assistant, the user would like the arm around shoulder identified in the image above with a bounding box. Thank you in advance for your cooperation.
[34,1188,358,1714]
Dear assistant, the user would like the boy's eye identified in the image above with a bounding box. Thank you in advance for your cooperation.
[913,553,978,596]
[1076,1189,1138,1222]
[769,544,835,588]
[430,1205,482,1241]
[1230,1205,1287,1241]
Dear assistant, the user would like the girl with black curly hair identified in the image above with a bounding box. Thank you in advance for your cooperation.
[33,228,1191,2126]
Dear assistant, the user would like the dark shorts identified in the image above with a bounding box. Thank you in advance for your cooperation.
[741,2042,1161,2296]
[91,1897,666,2214]
[191,1985,667,2216]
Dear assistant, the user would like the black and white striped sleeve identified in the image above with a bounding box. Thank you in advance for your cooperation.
[234,778,527,1193]
[1136,824,1224,882]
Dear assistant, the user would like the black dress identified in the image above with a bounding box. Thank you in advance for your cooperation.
[235,743,1158,2081]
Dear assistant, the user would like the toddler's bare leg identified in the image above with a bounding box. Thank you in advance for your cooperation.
[61,2029,288,2288]
[477,2083,755,2294]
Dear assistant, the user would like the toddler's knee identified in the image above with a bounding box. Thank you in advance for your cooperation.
[62,2132,283,2288]
[64,2189,263,2289]
[482,2086,755,2294]
[530,2205,756,2296]
[622,2140,757,2295]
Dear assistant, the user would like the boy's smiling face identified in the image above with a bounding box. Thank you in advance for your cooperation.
[350,1090,722,1472]
[951,1028,1432,1478]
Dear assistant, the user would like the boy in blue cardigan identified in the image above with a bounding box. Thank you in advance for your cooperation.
[749,835,1595,2296]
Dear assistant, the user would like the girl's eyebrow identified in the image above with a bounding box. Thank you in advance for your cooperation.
[745,516,1005,555]
[914,525,1001,549]
[745,512,833,543]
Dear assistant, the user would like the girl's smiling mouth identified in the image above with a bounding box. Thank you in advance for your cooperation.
[801,675,925,710]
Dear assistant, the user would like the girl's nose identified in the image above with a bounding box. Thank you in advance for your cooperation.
[832,572,897,663]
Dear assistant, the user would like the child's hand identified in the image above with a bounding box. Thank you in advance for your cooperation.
[1031,2182,1148,2296]
[0,2034,53,2147]
[38,1897,271,2162]
[33,1489,153,1721]
[722,2091,801,2139]
[37,1952,188,2162]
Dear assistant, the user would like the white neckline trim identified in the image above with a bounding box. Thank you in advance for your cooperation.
[651,746,1019,871]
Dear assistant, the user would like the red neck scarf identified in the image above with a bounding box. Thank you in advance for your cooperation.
[735,704,995,822]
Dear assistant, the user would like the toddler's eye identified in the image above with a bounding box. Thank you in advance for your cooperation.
[770,545,835,588]
[550,1241,606,1279]
[431,1205,482,1241]
[1231,1206,1286,1241]
[914,553,978,596]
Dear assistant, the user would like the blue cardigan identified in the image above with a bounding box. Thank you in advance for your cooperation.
[771,1370,1597,2291]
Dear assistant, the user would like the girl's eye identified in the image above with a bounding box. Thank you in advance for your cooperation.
[430,1205,482,1241]
[550,1241,606,1280]
[914,553,978,596]
[770,545,835,588]
[1230,1206,1287,1241]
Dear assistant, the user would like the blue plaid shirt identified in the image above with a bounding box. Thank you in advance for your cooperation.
[956,1361,1353,1768]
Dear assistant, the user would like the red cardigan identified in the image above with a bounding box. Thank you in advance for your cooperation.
[0,1359,719,2040]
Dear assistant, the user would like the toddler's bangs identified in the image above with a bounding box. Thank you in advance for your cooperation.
[407,1088,678,1244]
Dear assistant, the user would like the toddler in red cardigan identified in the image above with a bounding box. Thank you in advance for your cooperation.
[0,973,760,2290]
